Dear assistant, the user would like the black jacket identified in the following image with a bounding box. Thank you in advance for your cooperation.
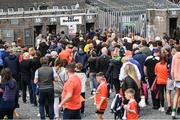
[96,55,111,75]
[20,60,31,80]
[106,59,122,79]
[30,57,41,80]
[38,42,49,56]
[88,56,97,73]
[122,76,140,103]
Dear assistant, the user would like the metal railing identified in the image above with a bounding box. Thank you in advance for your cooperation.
[98,9,147,38]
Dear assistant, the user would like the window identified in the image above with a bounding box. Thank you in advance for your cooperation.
[8,8,14,12]
[18,8,24,12]
[62,6,68,10]
[71,5,76,10]
[11,19,19,25]
[39,6,48,10]
[53,6,58,9]
[0,9,3,13]
[29,7,35,11]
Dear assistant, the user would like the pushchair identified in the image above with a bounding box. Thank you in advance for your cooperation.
[111,94,123,120]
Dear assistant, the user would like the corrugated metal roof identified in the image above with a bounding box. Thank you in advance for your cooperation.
[87,0,180,11]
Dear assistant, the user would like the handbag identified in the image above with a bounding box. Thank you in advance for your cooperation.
[54,80,64,95]
[151,78,158,94]
[54,67,65,95]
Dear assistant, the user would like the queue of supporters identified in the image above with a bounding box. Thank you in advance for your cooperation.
[0,28,180,120]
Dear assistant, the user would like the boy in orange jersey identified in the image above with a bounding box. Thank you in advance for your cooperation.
[94,72,109,120]
[124,88,138,120]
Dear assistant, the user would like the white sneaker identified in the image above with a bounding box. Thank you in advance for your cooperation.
[172,111,176,119]
[139,96,146,108]
[37,113,40,117]
[161,107,165,112]
[158,107,165,112]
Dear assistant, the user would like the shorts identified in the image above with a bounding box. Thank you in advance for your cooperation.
[174,81,180,88]
[95,109,105,114]
[166,79,174,90]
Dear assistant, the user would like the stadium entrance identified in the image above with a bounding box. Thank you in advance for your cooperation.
[86,23,94,32]
[34,25,43,36]
[169,18,177,38]
[47,25,56,35]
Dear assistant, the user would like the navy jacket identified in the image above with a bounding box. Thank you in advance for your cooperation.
[75,50,88,70]
[4,55,19,75]
[133,52,147,75]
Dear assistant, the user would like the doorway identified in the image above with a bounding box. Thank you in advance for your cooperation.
[34,25,42,37]
[86,23,94,33]
[47,25,56,35]
[169,18,177,38]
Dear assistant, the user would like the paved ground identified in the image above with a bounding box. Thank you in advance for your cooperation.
[16,80,180,120]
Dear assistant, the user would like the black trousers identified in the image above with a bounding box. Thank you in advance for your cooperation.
[81,92,85,114]
[21,79,33,103]
[113,78,120,93]
[39,89,54,119]
[63,108,81,120]
[148,76,160,108]
[158,84,166,107]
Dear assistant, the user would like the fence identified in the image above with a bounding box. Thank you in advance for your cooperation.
[98,9,147,38]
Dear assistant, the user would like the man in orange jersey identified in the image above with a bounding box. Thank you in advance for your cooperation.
[58,63,82,119]
[58,44,72,64]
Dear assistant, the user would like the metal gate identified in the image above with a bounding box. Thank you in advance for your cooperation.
[0,29,14,43]
[24,28,34,47]
[98,9,147,38]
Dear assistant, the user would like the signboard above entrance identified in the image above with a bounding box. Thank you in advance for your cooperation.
[60,16,82,25]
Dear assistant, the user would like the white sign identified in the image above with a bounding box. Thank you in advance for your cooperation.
[87,15,92,20]
[171,11,177,16]
[68,25,77,35]
[50,17,57,22]
[35,18,42,23]
[60,16,82,25]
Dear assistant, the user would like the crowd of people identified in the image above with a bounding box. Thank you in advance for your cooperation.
[0,27,180,120]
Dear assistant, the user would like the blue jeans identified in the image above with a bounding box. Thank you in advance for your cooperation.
[31,81,37,105]
[89,72,98,90]
[39,89,54,119]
